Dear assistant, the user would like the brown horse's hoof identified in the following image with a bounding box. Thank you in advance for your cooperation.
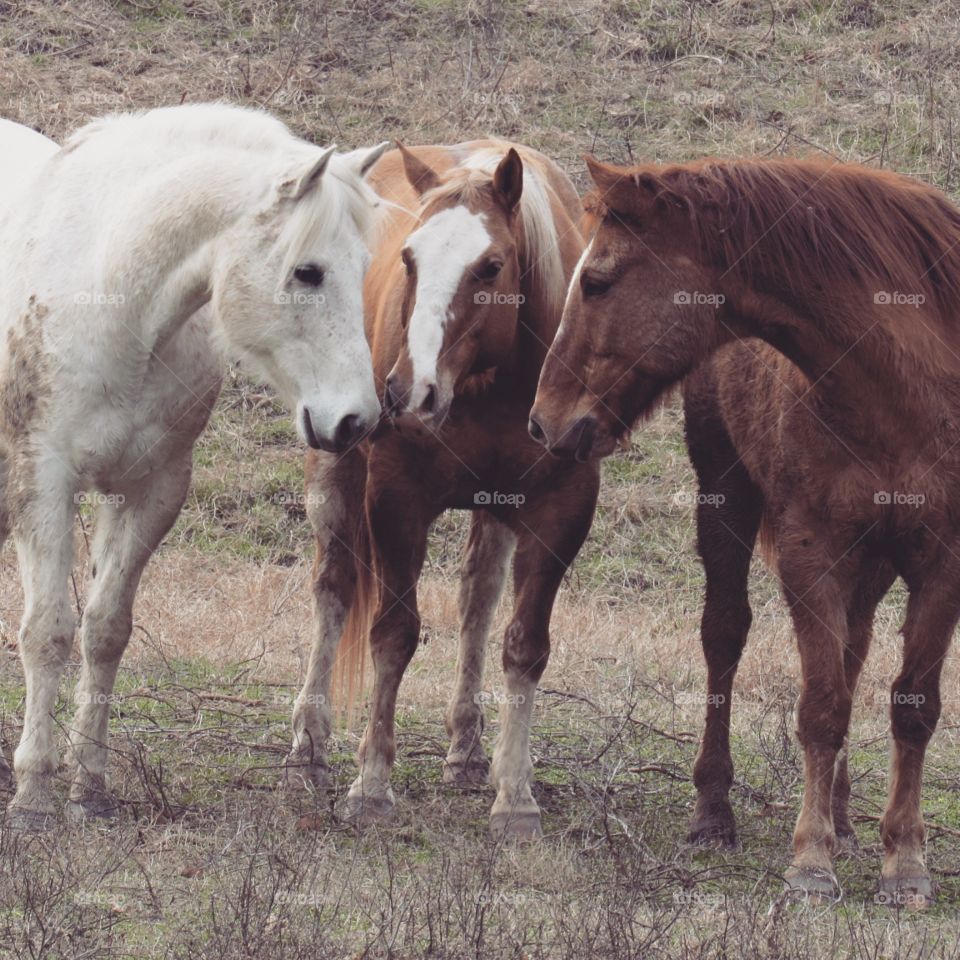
[783,866,840,904]
[282,756,331,795]
[5,805,58,833]
[490,810,543,842]
[343,794,395,827]
[443,757,490,787]
[877,876,934,910]
[686,811,737,850]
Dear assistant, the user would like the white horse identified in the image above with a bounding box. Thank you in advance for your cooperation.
[0,105,388,830]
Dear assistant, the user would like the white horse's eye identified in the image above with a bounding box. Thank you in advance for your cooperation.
[293,263,325,286]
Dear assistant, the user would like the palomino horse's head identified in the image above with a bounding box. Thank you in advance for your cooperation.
[530,157,725,461]
[211,140,389,453]
[383,144,527,426]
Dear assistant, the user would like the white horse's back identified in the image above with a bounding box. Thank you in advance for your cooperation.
[0,119,58,204]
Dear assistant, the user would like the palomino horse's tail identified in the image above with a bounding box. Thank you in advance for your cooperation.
[330,501,376,726]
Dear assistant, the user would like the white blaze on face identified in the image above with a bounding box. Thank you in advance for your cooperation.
[405,206,492,406]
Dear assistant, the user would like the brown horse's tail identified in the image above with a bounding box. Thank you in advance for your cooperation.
[757,507,779,573]
[330,503,377,727]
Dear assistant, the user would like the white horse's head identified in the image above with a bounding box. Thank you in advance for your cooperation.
[211,140,388,452]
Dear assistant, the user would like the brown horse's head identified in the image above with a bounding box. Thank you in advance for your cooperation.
[383,144,528,426]
[530,157,726,461]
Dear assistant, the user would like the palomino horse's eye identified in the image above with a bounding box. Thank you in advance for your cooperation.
[581,271,612,298]
[293,263,325,286]
[474,260,503,283]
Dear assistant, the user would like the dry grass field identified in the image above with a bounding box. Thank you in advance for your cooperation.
[2,1,960,957]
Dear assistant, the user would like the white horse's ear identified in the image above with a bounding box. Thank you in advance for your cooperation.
[287,144,337,201]
[340,141,390,179]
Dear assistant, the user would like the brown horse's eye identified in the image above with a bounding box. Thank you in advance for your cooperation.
[474,260,503,283]
[293,263,325,286]
[581,271,612,297]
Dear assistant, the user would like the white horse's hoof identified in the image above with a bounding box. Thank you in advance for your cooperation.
[6,805,58,833]
[282,756,332,794]
[490,810,543,841]
[343,794,395,826]
[65,793,119,823]
[443,756,490,787]
[783,866,840,904]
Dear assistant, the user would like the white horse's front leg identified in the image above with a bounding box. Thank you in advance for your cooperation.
[444,512,515,785]
[66,455,192,821]
[9,468,77,831]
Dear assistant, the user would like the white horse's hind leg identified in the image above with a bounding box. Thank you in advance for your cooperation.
[66,454,192,820]
[8,471,77,831]
[443,512,515,786]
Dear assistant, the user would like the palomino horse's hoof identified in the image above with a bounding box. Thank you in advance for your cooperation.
[343,794,395,827]
[65,793,120,823]
[282,756,332,795]
[442,757,490,787]
[877,876,934,910]
[0,764,14,794]
[489,810,543,842]
[783,866,841,904]
[5,805,58,834]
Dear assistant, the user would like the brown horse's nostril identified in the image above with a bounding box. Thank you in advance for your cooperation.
[420,383,437,416]
[528,415,547,446]
[545,415,597,461]
[572,416,597,462]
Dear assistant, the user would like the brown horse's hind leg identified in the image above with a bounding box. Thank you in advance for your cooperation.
[489,466,598,840]
[285,445,367,794]
[877,558,960,908]
[683,381,762,848]
[832,558,896,852]
[443,512,516,786]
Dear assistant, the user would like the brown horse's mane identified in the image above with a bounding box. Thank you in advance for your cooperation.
[586,157,960,362]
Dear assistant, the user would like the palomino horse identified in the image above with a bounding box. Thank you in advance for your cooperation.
[0,105,388,830]
[284,141,597,838]
[530,156,960,904]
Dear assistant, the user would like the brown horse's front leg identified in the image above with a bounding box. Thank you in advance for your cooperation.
[489,467,598,840]
[343,481,429,824]
[878,559,960,909]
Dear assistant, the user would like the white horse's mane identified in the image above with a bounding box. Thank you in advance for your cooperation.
[63,103,382,280]
[437,145,566,317]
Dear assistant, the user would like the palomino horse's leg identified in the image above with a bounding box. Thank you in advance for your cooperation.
[285,445,367,793]
[443,512,516,786]
[877,559,960,908]
[683,378,762,847]
[489,469,597,840]
[831,558,896,852]
[344,474,430,823]
[66,454,193,820]
[7,460,78,831]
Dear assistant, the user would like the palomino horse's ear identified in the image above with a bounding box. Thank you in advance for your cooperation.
[492,148,523,213]
[288,144,338,201]
[340,141,391,179]
[584,155,658,218]
[396,141,441,196]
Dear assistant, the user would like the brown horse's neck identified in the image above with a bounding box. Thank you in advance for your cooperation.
[726,283,953,453]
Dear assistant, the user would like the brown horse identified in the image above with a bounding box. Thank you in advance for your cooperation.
[529,155,960,904]
[284,141,597,838]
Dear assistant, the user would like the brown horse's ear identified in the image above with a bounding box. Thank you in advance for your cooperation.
[584,155,659,218]
[492,148,523,213]
[396,140,441,196]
